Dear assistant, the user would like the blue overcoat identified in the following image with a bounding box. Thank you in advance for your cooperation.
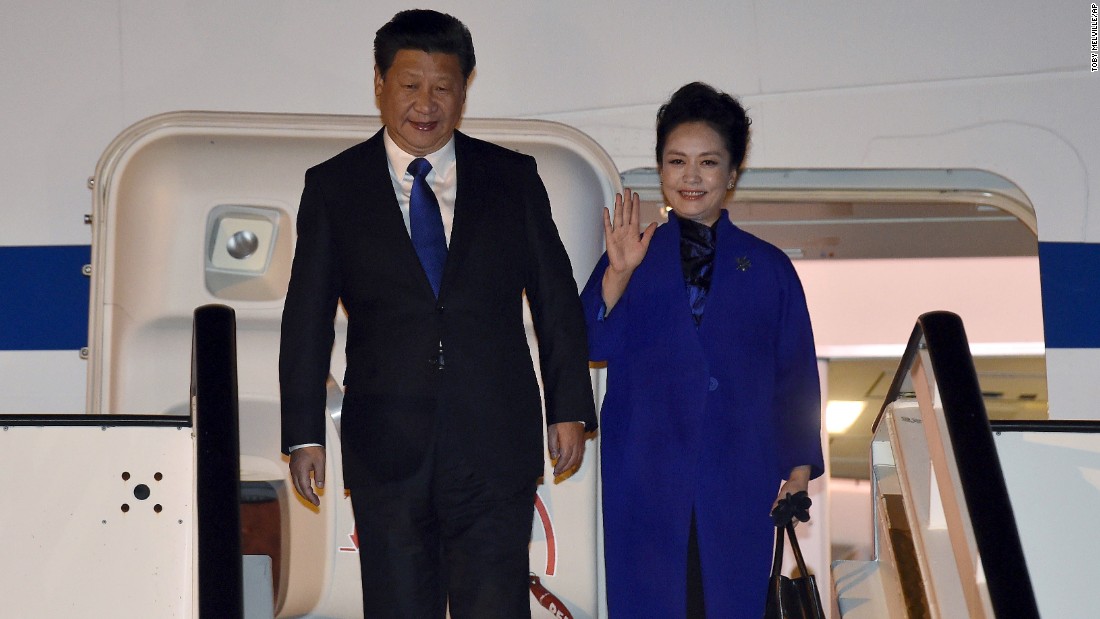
[581,212,824,618]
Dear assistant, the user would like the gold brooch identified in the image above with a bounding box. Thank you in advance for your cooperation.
[736,256,751,272]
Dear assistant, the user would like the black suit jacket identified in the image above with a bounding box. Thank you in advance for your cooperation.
[279,129,597,487]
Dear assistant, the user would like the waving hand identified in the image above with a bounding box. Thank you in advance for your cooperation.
[601,188,657,312]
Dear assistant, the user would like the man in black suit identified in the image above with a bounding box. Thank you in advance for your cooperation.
[279,9,597,618]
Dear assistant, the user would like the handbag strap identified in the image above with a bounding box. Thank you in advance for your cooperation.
[784,522,812,577]
[769,523,786,578]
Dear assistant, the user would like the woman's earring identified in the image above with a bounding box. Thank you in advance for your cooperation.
[727,180,735,190]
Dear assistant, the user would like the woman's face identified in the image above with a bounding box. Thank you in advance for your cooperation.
[658,121,737,226]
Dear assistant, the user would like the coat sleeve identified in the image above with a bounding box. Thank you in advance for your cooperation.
[520,156,598,432]
[579,252,632,363]
[773,261,825,480]
[279,168,341,454]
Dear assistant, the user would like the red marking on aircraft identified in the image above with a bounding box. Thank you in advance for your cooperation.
[338,526,359,553]
[534,491,556,575]
[529,573,573,619]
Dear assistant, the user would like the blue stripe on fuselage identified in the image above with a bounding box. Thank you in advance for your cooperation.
[0,245,90,350]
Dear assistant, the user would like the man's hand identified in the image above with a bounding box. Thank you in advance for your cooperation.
[289,445,326,507]
[547,422,586,479]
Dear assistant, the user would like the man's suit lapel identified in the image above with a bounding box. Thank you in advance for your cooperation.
[355,130,437,296]
[441,131,488,298]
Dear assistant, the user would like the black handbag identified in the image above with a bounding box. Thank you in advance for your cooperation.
[763,493,826,619]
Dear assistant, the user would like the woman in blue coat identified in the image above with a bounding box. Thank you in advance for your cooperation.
[582,82,824,618]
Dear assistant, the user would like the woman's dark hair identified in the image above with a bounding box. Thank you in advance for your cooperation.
[655,82,751,169]
[374,10,476,79]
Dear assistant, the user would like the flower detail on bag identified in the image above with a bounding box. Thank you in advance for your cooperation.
[770,490,812,526]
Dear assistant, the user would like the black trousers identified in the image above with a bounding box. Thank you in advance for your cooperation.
[348,440,536,619]
[687,510,705,618]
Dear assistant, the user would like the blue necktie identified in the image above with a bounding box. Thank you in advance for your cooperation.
[408,157,447,297]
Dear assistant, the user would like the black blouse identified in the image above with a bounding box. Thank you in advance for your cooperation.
[678,216,720,326]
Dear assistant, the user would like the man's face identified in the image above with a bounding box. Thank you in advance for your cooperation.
[375,49,467,157]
